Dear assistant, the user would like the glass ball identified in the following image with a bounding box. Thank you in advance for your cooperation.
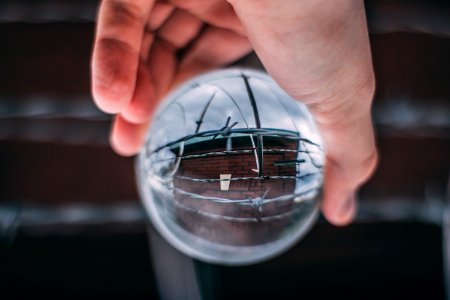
[136,69,324,265]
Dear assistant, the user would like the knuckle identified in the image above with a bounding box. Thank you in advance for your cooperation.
[330,147,379,188]
[351,149,379,186]
[106,0,144,28]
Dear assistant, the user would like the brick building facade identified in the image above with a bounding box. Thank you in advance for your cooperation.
[172,135,302,246]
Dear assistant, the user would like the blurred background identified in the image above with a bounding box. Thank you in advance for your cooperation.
[0,0,449,299]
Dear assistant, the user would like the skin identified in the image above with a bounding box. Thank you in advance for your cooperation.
[91,0,378,226]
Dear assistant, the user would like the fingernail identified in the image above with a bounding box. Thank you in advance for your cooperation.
[340,193,356,217]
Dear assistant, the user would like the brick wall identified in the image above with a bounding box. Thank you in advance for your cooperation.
[172,136,304,246]
[175,147,296,198]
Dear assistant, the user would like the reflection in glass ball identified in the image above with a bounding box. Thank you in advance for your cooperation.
[136,69,324,265]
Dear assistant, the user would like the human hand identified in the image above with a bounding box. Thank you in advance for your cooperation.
[91,0,252,154]
[91,0,377,226]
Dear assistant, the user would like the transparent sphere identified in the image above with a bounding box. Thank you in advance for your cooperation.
[136,69,324,265]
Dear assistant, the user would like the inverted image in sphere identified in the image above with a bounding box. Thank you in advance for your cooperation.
[137,69,324,265]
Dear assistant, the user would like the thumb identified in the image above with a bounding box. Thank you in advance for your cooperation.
[315,87,378,226]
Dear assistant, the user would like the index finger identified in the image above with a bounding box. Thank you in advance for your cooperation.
[92,0,154,113]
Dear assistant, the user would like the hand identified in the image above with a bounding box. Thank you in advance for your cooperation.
[91,0,252,154]
[91,0,377,226]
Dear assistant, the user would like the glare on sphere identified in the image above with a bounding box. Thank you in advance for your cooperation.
[136,69,324,265]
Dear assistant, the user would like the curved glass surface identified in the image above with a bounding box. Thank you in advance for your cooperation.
[137,69,324,265]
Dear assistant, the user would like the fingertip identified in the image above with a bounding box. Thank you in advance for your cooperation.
[321,194,357,227]
[120,93,156,125]
[120,67,156,124]
[92,83,131,114]
[120,105,153,124]
[91,38,139,113]
[110,115,148,157]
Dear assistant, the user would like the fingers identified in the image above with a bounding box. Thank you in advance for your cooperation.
[319,101,378,226]
[110,25,251,156]
[157,9,203,48]
[147,40,177,99]
[110,114,149,157]
[111,39,177,156]
[169,0,245,35]
[120,8,205,124]
[100,1,252,157]
[121,64,155,124]
[175,26,252,86]
[147,2,175,31]
[92,0,155,113]
[321,160,360,226]
[321,152,377,226]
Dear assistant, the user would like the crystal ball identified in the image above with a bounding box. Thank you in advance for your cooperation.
[136,69,324,265]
